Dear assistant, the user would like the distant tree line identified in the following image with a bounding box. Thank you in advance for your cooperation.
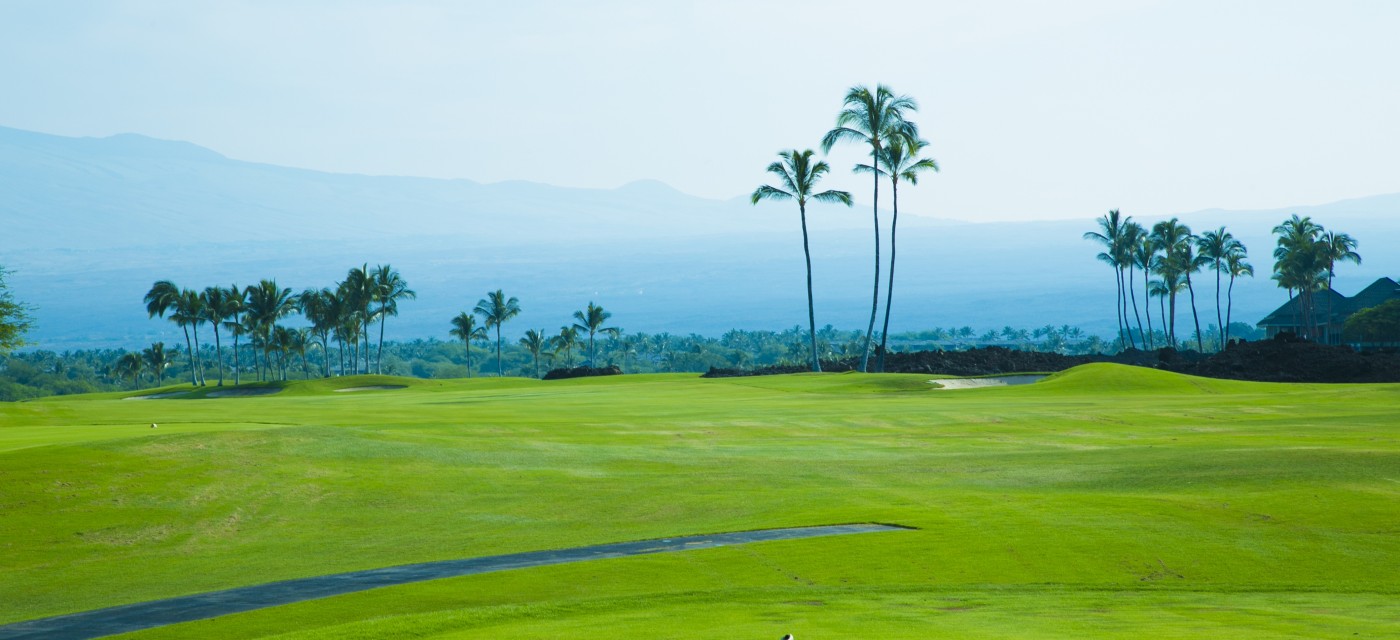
[3,320,1162,400]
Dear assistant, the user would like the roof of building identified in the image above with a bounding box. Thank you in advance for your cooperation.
[1258,277,1400,327]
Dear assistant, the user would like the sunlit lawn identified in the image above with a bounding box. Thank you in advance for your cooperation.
[1,365,1397,638]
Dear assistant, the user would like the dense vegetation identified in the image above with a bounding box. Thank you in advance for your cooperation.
[0,322,1168,400]
[0,266,33,355]
[1344,298,1400,344]
[1,367,1396,637]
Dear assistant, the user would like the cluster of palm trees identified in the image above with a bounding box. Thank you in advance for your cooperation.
[112,342,173,389]
[753,84,938,373]
[449,298,618,378]
[141,264,414,386]
[1270,214,1361,341]
[1085,211,1255,352]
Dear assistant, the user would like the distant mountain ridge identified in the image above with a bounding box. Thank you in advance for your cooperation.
[2,125,1397,350]
[0,126,824,252]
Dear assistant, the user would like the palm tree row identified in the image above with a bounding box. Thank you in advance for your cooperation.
[1086,212,1254,352]
[142,265,414,385]
[449,297,619,378]
[753,84,938,373]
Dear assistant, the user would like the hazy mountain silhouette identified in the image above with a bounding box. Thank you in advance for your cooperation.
[3,126,1396,350]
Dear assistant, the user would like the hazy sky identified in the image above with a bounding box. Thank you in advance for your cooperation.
[3,0,1398,221]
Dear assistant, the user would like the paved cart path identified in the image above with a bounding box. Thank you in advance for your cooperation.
[0,523,905,640]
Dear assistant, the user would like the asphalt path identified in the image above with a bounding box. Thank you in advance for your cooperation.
[0,523,905,640]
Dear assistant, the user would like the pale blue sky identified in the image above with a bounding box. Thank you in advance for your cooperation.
[3,0,1398,221]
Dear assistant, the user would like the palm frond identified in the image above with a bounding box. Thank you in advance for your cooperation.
[751,185,794,204]
[812,190,853,206]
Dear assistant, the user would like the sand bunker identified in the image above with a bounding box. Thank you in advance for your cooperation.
[333,385,408,393]
[931,374,1048,390]
[205,387,282,398]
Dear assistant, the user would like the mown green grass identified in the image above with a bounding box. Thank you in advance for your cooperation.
[1,364,1397,638]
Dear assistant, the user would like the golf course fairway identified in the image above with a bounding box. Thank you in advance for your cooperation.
[1,364,1397,638]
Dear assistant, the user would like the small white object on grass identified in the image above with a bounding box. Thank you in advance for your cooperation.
[150,423,157,429]
[782,635,793,640]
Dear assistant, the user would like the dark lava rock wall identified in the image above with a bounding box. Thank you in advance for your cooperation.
[703,336,1400,383]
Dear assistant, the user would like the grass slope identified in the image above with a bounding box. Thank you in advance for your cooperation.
[1,364,1397,638]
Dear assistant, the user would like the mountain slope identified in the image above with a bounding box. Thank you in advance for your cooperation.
[2,126,1396,350]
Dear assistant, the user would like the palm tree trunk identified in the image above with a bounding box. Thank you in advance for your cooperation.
[232,334,241,385]
[1186,273,1204,352]
[1226,273,1236,343]
[1159,292,1167,347]
[496,326,503,376]
[1214,260,1225,350]
[191,326,205,385]
[212,326,224,386]
[860,156,880,373]
[1143,269,1155,349]
[377,315,387,375]
[877,181,900,372]
[800,202,821,372]
[1168,290,1177,349]
[465,343,473,378]
[1127,265,1144,350]
[533,352,540,379]
[321,333,332,378]
[1113,268,1125,351]
[181,324,196,386]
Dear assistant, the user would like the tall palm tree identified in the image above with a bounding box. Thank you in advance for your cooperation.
[217,285,248,385]
[474,289,522,377]
[449,312,487,377]
[342,265,377,375]
[142,342,171,386]
[299,287,338,378]
[1120,222,1147,350]
[269,324,295,381]
[171,289,208,386]
[1151,218,1193,349]
[572,302,618,365]
[245,280,297,380]
[1271,215,1327,339]
[291,328,314,379]
[553,325,580,367]
[144,280,200,386]
[116,352,144,389]
[1318,230,1360,343]
[200,285,242,386]
[1196,227,1244,349]
[1084,210,1132,350]
[1131,233,1158,349]
[821,84,919,372]
[751,149,853,372]
[1180,242,1209,352]
[859,137,939,371]
[371,265,415,375]
[519,329,546,378]
[1224,251,1254,343]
